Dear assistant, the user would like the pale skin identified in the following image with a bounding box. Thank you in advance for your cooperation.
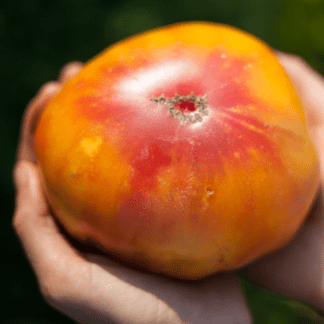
[12,52,324,323]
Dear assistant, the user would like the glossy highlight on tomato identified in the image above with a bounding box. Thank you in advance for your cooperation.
[34,22,320,280]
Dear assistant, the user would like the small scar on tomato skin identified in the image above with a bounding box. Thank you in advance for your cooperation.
[150,93,209,126]
[205,187,214,195]
[218,254,225,264]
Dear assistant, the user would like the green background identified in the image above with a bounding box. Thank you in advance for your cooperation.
[2,0,324,323]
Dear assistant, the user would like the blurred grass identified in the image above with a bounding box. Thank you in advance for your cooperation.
[2,0,324,322]
[240,278,324,324]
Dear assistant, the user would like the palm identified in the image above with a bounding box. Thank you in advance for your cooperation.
[78,252,251,323]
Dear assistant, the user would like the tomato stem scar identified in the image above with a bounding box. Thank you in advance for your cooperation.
[149,92,209,125]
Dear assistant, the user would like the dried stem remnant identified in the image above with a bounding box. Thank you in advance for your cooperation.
[149,93,209,125]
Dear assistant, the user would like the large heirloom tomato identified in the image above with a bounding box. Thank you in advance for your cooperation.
[34,22,319,280]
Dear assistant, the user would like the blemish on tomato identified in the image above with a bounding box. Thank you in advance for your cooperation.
[150,93,209,126]
[205,187,214,195]
[80,136,103,158]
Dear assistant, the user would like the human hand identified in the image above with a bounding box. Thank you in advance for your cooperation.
[14,53,324,324]
[240,52,324,314]
[13,62,253,324]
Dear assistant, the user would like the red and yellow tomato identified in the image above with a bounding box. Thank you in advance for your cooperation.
[34,22,319,279]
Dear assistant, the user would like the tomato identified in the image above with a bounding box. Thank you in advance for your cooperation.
[34,22,319,279]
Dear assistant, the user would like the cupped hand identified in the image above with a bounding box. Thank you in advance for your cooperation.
[240,52,324,313]
[13,52,324,324]
[13,62,252,324]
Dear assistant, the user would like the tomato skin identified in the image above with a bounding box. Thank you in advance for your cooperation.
[35,22,319,279]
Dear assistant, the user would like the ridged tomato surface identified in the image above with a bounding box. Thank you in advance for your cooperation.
[35,22,319,279]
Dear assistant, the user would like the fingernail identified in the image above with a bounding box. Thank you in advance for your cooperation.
[14,162,30,190]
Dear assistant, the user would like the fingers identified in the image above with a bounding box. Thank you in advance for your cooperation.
[17,82,61,163]
[275,51,324,129]
[12,59,253,323]
[241,54,324,311]
[12,161,89,303]
[12,160,253,324]
[240,187,324,313]
[17,61,84,163]
[58,61,84,84]
[13,61,91,314]
[13,161,49,226]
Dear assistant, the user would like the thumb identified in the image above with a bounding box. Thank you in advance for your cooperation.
[13,161,33,211]
[12,160,50,250]
[13,161,49,217]
[12,160,89,284]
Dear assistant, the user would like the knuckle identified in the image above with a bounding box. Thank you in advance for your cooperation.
[62,61,83,71]
[59,61,83,82]
[39,277,58,305]
[39,81,61,95]
[38,262,86,307]
[39,280,61,307]
[12,210,25,236]
[39,270,72,306]
[290,54,310,70]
